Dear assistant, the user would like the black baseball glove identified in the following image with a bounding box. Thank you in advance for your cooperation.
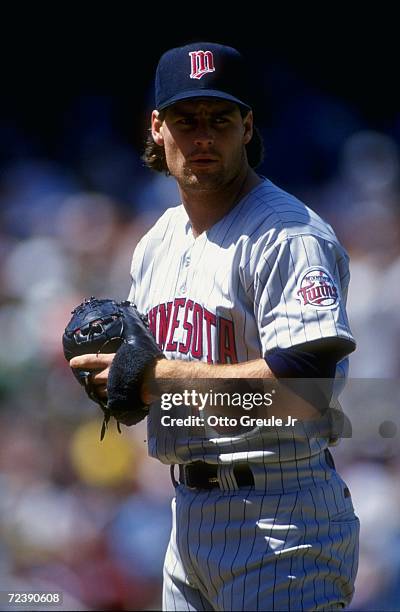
[63,297,164,439]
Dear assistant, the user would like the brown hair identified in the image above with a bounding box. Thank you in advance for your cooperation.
[141,107,264,174]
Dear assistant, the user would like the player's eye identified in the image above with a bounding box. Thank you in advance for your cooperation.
[213,116,229,124]
[177,117,195,126]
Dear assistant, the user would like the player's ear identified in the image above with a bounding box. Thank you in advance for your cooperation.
[242,110,253,146]
[151,110,164,146]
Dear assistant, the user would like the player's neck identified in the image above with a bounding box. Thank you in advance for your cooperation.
[180,168,262,238]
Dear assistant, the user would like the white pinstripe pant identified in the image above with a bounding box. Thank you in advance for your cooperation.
[162,469,359,611]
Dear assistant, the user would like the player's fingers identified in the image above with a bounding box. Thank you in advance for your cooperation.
[91,369,110,385]
[94,384,108,399]
[83,373,108,400]
[70,353,115,370]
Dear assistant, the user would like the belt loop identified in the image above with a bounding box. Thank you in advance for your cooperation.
[218,465,232,491]
[170,464,179,488]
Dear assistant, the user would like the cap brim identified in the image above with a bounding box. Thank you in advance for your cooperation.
[157,89,251,111]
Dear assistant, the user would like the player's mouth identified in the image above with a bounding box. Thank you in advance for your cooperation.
[188,155,220,168]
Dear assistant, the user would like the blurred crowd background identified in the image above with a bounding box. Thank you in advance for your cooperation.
[1,32,400,611]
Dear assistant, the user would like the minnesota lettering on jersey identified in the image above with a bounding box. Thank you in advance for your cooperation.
[147,299,238,364]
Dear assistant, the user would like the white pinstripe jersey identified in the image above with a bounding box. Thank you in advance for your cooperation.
[128,178,355,473]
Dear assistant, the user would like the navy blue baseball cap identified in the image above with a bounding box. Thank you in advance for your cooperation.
[155,42,253,112]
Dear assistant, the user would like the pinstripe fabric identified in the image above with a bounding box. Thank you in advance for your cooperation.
[128,177,359,610]
[129,179,355,467]
[163,467,359,611]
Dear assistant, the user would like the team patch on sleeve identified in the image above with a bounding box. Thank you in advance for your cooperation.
[296,266,340,310]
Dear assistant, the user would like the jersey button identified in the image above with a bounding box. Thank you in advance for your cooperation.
[180,284,187,293]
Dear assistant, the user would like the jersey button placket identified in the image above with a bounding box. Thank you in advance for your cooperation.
[179,249,192,295]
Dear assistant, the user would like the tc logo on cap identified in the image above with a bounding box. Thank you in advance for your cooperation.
[189,50,215,80]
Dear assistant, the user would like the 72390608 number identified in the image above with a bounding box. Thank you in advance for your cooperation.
[4,592,62,606]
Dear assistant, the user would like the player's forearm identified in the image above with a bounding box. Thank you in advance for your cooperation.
[143,357,319,420]
[142,357,270,403]
[152,357,272,379]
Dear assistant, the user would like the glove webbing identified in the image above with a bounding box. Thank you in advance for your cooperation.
[84,334,127,441]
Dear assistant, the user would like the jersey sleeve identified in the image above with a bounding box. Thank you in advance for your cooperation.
[254,234,356,357]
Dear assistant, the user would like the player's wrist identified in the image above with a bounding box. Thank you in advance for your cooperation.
[141,355,168,403]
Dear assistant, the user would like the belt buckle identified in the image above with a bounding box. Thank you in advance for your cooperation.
[207,476,219,487]
[185,463,220,489]
[204,463,220,489]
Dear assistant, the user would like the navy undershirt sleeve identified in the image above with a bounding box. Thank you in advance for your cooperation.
[264,339,346,414]
[265,346,338,379]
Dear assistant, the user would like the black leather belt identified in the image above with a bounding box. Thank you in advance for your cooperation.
[174,450,336,490]
[177,461,254,490]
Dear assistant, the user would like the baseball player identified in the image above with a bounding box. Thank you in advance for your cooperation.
[71,42,360,611]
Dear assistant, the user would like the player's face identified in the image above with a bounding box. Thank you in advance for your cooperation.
[151,99,253,190]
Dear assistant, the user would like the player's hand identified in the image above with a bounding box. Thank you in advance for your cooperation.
[70,353,115,399]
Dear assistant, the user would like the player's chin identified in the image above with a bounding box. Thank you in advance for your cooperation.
[184,167,223,188]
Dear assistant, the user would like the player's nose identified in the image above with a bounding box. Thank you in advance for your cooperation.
[193,121,214,147]
[194,134,214,147]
